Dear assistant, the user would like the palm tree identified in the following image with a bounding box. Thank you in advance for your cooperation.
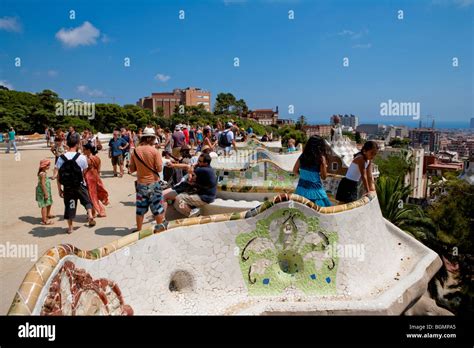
[376,176,437,244]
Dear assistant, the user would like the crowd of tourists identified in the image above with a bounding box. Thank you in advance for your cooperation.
[28,120,377,234]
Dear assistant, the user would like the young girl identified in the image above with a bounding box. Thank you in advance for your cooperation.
[36,159,54,225]
[293,136,332,207]
[336,140,379,203]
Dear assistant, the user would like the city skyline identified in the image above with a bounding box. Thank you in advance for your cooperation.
[0,0,472,127]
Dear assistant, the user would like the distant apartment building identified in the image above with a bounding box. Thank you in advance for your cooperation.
[331,114,359,129]
[459,155,474,185]
[356,124,386,137]
[380,147,427,199]
[246,107,279,125]
[409,128,440,152]
[439,136,449,151]
[437,150,459,163]
[137,87,211,118]
[386,125,409,140]
[446,137,474,158]
[425,155,463,176]
[409,148,427,199]
[277,119,294,126]
[303,125,332,138]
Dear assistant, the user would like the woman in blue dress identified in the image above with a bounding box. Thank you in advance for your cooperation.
[292,135,332,207]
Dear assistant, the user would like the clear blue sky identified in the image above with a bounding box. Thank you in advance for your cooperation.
[1,0,472,125]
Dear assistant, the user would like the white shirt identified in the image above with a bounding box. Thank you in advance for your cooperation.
[346,159,370,182]
[218,129,234,146]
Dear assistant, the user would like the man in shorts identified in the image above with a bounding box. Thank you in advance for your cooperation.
[56,135,96,234]
[164,153,217,217]
[108,129,128,177]
[129,128,167,233]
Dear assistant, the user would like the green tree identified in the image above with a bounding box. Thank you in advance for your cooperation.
[277,125,307,146]
[374,152,414,180]
[426,178,474,315]
[214,92,237,115]
[342,131,355,141]
[295,115,307,130]
[376,176,437,243]
[355,131,362,144]
[234,99,248,116]
[389,138,410,148]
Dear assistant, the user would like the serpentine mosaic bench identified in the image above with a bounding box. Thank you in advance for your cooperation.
[9,193,441,315]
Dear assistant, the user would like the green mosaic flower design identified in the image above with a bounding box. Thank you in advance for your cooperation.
[236,208,338,296]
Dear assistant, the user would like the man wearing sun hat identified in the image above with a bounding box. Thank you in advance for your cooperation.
[129,127,167,233]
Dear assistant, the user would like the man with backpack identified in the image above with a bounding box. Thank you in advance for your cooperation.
[56,135,96,234]
[218,122,237,156]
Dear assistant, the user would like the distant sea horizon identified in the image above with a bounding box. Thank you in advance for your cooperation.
[305,119,472,130]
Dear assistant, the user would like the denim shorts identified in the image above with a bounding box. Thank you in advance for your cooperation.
[136,182,164,216]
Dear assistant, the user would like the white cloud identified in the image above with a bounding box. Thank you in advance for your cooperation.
[76,85,104,97]
[338,30,355,37]
[154,73,171,82]
[353,43,372,49]
[0,80,14,89]
[55,21,101,47]
[338,29,368,40]
[0,17,22,32]
[33,70,59,77]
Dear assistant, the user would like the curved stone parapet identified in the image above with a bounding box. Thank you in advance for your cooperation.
[8,193,441,315]
[213,146,301,172]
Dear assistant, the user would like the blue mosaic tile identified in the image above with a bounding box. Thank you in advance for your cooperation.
[326,277,331,283]
[310,274,317,280]
[263,278,270,285]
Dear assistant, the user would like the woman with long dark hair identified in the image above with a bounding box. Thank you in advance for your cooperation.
[83,143,109,217]
[336,140,378,203]
[292,135,332,207]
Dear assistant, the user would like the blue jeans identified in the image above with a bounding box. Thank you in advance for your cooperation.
[6,140,17,153]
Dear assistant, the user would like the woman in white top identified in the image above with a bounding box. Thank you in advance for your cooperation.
[336,141,378,203]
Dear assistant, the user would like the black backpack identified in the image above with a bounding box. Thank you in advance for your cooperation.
[218,130,232,147]
[59,153,83,188]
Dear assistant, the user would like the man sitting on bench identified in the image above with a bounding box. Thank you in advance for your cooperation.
[163,153,217,217]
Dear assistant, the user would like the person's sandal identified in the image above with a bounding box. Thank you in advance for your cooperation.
[88,219,96,227]
[67,229,73,234]
[153,220,169,233]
